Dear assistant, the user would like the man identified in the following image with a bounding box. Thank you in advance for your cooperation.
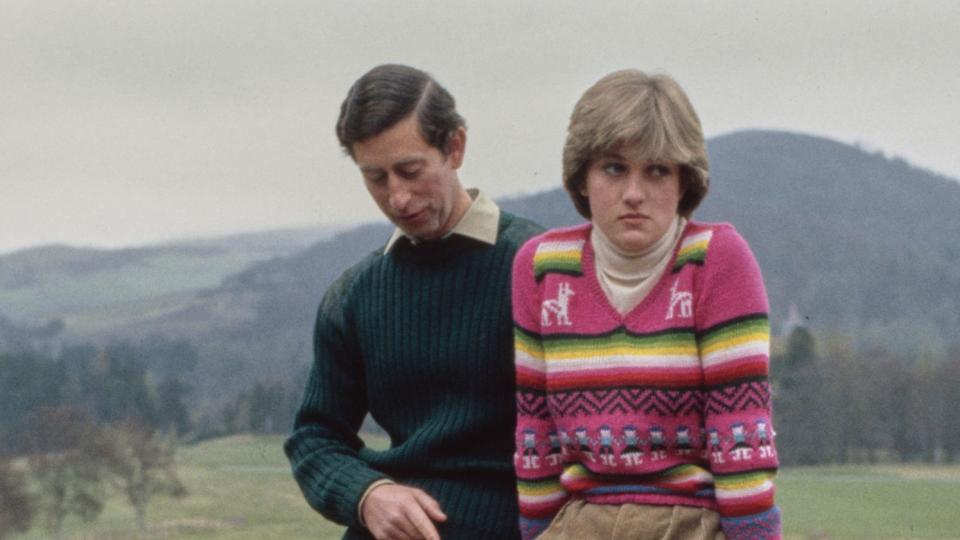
[285,64,542,540]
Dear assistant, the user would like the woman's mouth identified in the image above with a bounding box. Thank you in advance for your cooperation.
[618,213,649,224]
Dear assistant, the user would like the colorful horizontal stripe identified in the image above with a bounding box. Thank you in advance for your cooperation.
[560,463,715,496]
[542,327,697,356]
[547,366,704,390]
[672,229,712,271]
[515,326,545,358]
[547,328,696,389]
[517,479,568,519]
[533,239,585,281]
[714,469,776,495]
[699,315,770,378]
[698,314,769,351]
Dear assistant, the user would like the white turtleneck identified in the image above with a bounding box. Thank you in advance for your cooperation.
[591,215,687,315]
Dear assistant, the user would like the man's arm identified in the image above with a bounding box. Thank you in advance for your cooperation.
[284,267,447,539]
[284,269,389,530]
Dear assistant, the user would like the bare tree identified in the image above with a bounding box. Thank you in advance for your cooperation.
[0,458,34,539]
[25,407,109,540]
[103,418,187,531]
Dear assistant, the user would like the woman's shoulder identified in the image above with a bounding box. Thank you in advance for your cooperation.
[675,221,755,272]
[529,222,591,243]
[681,220,751,249]
[517,222,591,255]
[682,219,740,238]
[514,223,591,282]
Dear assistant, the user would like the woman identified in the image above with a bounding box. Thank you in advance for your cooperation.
[512,70,781,539]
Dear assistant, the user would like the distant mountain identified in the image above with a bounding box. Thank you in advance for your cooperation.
[212,130,959,366]
[699,131,960,349]
[0,226,336,322]
[6,130,958,399]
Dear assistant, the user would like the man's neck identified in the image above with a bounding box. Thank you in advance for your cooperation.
[437,185,473,239]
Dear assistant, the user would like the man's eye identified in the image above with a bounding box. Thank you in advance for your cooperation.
[364,173,387,185]
[398,167,421,179]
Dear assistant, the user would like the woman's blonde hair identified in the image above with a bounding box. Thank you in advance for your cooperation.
[563,70,709,219]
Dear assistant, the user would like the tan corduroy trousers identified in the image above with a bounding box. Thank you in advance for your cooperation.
[538,500,726,540]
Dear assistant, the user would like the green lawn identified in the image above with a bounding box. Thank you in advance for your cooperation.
[777,465,960,539]
[14,435,960,539]
[15,434,345,540]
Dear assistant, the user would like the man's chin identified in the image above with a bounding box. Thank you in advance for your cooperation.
[396,223,442,242]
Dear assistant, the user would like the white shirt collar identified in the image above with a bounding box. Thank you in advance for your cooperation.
[384,188,501,252]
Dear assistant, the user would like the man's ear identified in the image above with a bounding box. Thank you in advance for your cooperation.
[447,127,466,169]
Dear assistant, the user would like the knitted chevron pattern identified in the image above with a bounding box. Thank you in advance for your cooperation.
[512,221,781,540]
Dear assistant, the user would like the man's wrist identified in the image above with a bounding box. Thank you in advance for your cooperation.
[357,478,397,526]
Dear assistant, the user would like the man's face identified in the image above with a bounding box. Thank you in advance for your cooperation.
[353,115,469,241]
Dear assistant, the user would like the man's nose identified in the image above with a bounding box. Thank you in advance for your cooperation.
[387,176,412,211]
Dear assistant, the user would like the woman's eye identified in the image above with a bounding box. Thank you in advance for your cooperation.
[646,164,671,178]
[602,162,627,176]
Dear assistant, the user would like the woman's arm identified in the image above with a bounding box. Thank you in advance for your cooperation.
[695,225,781,539]
[512,238,569,540]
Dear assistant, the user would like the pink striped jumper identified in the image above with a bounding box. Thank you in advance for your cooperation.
[512,221,781,539]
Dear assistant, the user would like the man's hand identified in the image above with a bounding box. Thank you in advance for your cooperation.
[361,483,447,540]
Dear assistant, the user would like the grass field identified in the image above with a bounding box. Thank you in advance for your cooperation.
[13,434,960,539]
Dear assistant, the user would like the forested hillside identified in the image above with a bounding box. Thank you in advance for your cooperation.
[210,129,960,385]
[4,130,959,409]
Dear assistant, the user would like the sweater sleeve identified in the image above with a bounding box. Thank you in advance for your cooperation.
[695,226,782,539]
[512,237,569,540]
[283,268,390,530]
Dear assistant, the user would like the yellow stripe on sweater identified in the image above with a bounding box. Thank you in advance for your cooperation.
[699,331,769,355]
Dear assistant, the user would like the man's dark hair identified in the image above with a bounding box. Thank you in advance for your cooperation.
[336,64,466,157]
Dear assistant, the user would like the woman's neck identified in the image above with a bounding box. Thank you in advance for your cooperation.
[591,215,686,314]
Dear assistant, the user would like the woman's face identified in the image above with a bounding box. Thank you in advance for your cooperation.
[582,145,683,253]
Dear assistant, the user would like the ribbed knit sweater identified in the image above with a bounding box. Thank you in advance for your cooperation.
[285,211,542,540]
[512,221,781,540]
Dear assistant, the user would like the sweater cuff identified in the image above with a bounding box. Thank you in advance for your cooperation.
[720,506,781,540]
[357,478,397,527]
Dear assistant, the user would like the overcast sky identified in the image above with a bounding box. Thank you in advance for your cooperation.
[2,1,958,254]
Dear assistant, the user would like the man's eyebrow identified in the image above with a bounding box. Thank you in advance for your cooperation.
[394,156,426,167]
[359,157,426,173]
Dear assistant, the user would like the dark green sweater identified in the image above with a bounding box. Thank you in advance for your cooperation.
[285,211,542,539]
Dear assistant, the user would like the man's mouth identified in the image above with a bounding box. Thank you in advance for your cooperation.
[397,208,427,223]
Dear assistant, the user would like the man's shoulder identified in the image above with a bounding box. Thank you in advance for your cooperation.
[322,247,387,306]
[497,211,545,249]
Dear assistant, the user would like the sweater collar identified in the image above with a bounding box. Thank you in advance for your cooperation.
[591,215,686,315]
[591,214,685,282]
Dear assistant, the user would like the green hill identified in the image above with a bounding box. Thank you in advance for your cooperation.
[5,130,959,400]
[0,227,334,331]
